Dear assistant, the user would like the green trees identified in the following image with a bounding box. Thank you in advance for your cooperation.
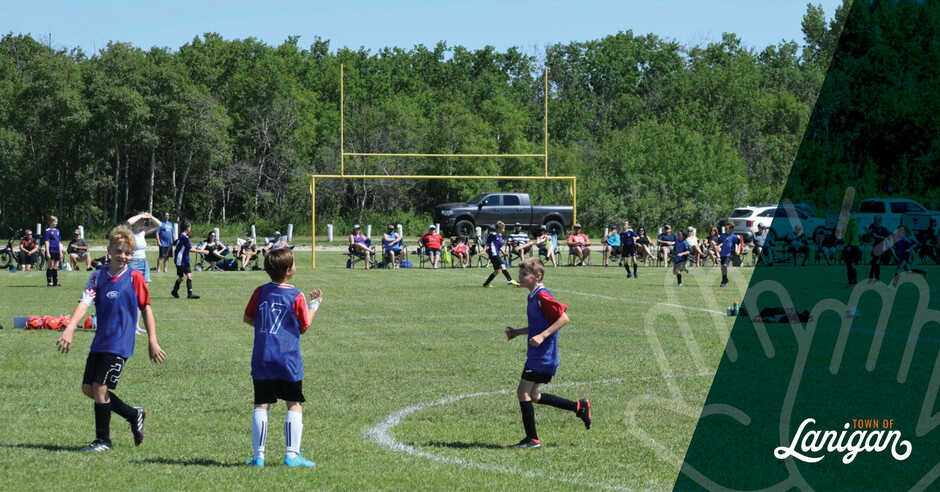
[0,3,863,235]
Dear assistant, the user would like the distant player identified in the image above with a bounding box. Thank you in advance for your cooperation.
[619,219,639,278]
[171,220,200,299]
[718,221,740,288]
[56,225,167,452]
[888,226,927,290]
[505,258,591,448]
[673,230,691,286]
[44,215,62,286]
[243,247,323,468]
[483,221,520,288]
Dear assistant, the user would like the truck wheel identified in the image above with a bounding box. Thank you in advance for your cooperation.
[455,220,475,237]
[545,220,564,238]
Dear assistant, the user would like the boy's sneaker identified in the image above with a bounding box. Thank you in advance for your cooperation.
[246,457,265,468]
[131,407,147,446]
[80,439,113,452]
[170,290,179,298]
[511,438,541,449]
[576,398,592,429]
[187,294,201,299]
[284,454,316,467]
[508,280,520,287]
[626,272,632,278]
[484,284,494,288]
[719,282,727,288]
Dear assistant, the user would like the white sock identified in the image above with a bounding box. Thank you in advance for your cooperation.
[285,410,303,458]
[251,408,268,460]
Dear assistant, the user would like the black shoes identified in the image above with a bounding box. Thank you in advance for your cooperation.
[131,407,147,446]
[80,439,113,452]
[512,438,541,449]
[171,290,179,298]
[576,398,592,429]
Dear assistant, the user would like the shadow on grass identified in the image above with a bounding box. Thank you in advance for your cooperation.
[138,457,241,468]
[423,441,507,450]
[0,443,85,452]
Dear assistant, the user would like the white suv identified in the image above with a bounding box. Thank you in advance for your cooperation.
[723,204,826,244]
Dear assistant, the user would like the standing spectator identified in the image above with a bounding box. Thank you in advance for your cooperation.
[17,229,40,271]
[840,214,860,287]
[156,212,175,273]
[922,218,939,265]
[657,225,677,267]
[44,216,63,286]
[784,225,810,266]
[126,212,162,284]
[382,225,404,269]
[752,224,774,266]
[601,226,620,267]
[718,222,740,288]
[508,223,534,259]
[238,239,260,271]
[171,220,200,299]
[420,226,444,269]
[68,229,92,271]
[534,227,557,267]
[619,220,639,277]
[566,224,591,267]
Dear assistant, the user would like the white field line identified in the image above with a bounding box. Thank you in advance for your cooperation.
[365,373,712,491]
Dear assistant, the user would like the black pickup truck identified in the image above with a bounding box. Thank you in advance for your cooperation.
[434,192,574,237]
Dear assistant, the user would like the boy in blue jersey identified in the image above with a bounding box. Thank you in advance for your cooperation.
[56,225,168,452]
[171,220,200,299]
[619,219,640,278]
[44,215,62,286]
[888,226,927,290]
[718,222,740,288]
[505,258,591,448]
[483,221,520,288]
[673,230,691,286]
[243,247,323,468]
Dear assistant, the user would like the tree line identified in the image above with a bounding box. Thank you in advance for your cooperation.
[0,2,879,238]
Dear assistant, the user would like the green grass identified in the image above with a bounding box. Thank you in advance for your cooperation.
[0,253,751,490]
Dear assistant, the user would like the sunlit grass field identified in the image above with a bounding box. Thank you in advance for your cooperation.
[2,251,758,490]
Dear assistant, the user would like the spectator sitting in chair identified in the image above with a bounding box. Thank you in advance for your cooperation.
[922,218,939,265]
[635,227,653,265]
[567,224,591,267]
[263,231,290,253]
[450,235,470,268]
[752,223,774,266]
[685,227,704,267]
[382,225,404,269]
[508,223,534,259]
[198,231,228,271]
[704,226,721,266]
[67,229,92,271]
[784,225,810,266]
[420,225,444,269]
[238,238,260,271]
[657,225,677,267]
[819,230,838,266]
[602,226,620,267]
[535,227,557,267]
[17,229,40,271]
[348,225,374,270]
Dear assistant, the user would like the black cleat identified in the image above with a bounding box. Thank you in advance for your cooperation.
[171,290,179,298]
[187,294,200,299]
[512,438,542,449]
[576,398,592,429]
[131,407,147,446]
[719,282,727,288]
[80,439,113,452]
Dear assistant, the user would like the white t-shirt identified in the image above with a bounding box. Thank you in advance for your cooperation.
[133,230,147,259]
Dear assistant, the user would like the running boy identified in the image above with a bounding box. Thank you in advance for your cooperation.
[171,220,200,299]
[504,258,591,448]
[619,219,639,278]
[56,225,167,452]
[718,221,740,288]
[44,215,62,286]
[673,230,691,286]
[243,247,322,468]
[483,221,519,287]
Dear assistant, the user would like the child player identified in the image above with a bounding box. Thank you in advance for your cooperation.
[619,219,639,278]
[243,247,323,468]
[718,221,740,288]
[44,215,62,286]
[673,230,691,286]
[504,258,591,448]
[56,225,167,452]
[171,220,200,299]
[483,221,520,288]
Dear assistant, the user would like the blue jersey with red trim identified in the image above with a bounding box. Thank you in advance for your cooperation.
[245,282,310,382]
[525,286,568,375]
[87,267,150,358]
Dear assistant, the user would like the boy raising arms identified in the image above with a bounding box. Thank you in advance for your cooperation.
[505,258,591,448]
[56,225,167,452]
[243,248,323,468]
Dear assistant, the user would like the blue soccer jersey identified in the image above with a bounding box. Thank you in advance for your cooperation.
[719,233,739,257]
[44,227,61,254]
[244,283,311,382]
[175,233,192,267]
[486,232,504,258]
[619,229,637,246]
[674,239,690,261]
[157,222,175,247]
[526,286,568,375]
[82,266,150,358]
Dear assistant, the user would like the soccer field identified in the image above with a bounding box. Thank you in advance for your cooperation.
[0,252,750,490]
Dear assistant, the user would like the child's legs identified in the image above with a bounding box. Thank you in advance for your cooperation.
[286,401,302,413]
[517,379,540,402]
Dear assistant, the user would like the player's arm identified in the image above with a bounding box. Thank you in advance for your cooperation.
[505,326,527,340]
[57,301,90,354]
[529,311,569,347]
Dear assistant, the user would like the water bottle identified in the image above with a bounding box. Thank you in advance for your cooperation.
[733,302,739,316]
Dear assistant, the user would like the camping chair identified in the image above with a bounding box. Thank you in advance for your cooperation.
[538,234,560,266]
[194,241,230,271]
[346,239,376,269]
[236,238,261,270]
[567,245,592,266]
[473,234,490,267]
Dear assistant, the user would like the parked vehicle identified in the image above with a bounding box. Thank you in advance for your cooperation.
[853,198,940,240]
[721,204,825,245]
[434,192,573,237]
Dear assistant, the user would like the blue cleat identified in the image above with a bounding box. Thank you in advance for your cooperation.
[284,454,316,467]
[246,458,265,468]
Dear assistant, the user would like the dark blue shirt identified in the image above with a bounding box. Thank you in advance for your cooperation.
[658,233,678,244]
[674,240,690,261]
[486,232,504,258]
[620,229,638,246]
[157,222,175,247]
[175,233,192,267]
[719,233,740,257]
[44,228,61,253]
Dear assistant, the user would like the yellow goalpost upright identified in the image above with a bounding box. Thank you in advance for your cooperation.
[308,65,577,267]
